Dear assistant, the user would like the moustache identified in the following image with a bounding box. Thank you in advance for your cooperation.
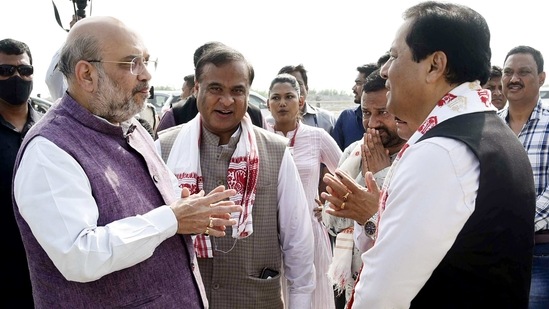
[507,82,523,88]
[134,83,149,94]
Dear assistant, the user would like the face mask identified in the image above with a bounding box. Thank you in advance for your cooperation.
[0,75,33,106]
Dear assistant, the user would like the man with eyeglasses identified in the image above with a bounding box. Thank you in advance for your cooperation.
[12,16,242,308]
[46,15,161,138]
[0,37,40,308]
[499,45,549,308]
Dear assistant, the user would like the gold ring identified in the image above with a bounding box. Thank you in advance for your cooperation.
[208,217,214,228]
[341,202,346,210]
[205,227,210,235]
[342,192,350,202]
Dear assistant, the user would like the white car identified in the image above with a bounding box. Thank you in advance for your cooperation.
[249,91,270,118]
[147,90,181,115]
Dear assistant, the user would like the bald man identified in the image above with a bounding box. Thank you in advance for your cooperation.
[12,16,242,308]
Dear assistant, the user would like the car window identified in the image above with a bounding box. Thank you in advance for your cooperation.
[148,93,171,112]
[249,93,267,109]
[30,97,52,114]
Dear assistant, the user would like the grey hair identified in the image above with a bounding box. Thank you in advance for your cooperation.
[58,35,102,82]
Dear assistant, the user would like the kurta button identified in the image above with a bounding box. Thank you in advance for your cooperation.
[213,283,220,290]
[152,175,159,183]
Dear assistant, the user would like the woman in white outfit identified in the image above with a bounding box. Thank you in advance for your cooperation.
[266,73,342,309]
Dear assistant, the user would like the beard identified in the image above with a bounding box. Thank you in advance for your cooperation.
[377,127,405,148]
[92,69,146,123]
[354,93,361,104]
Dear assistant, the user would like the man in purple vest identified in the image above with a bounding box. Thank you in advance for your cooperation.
[12,16,242,308]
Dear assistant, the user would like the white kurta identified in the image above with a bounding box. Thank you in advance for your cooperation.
[352,82,491,308]
[268,122,342,309]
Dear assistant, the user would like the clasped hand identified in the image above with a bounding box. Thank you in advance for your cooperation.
[361,128,391,176]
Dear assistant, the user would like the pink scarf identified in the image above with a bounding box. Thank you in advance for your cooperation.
[166,114,259,258]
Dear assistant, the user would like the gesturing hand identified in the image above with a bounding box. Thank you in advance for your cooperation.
[321,169,380,225]
[171,186,243,236]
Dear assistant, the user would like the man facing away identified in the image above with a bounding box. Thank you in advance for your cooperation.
[1,38,41,308]
[499,45,549,308]
[322,2,535,308]
[156,44,315,309]
[12,16,241,308]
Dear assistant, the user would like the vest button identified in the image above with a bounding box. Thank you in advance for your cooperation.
[152,175,159,183]
[212,283,220,290]
[216,179,224,186]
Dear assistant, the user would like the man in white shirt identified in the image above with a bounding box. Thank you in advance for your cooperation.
[322,2,536,308]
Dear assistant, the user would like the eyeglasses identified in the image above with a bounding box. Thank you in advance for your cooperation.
[0,64,33,77]
[87,56,157,75]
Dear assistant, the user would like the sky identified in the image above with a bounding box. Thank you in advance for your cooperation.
[3,0,548,99]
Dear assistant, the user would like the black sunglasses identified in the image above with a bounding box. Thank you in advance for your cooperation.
[0,64,34,77]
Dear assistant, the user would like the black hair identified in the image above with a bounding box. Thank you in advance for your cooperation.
[362,69,387,93]
[377,51,390,67]
[183,74,194,84]
[504,45,544,74]
[403,1,491,85]
[357,63,379,79]
[269,73,301,96]
[489,65,503,79]
[0,38,33,64]
[195,45,254,86]
[278,64,308,87]
[193,41,225,67]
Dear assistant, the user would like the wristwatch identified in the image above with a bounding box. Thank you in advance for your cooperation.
[363,213,378,239]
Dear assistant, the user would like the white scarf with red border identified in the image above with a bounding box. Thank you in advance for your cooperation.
[166,114,259,258]
[347,82,495,307]
[379,81,494,217]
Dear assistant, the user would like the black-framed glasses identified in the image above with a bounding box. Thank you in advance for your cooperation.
[0,64,33,77]
[87,56,157,75]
